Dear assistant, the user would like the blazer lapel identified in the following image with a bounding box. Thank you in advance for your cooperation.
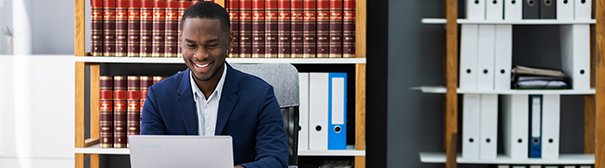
[215,64,239,135]
[176,70,199,135]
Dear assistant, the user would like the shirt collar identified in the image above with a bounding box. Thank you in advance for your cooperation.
[190,63,227,101]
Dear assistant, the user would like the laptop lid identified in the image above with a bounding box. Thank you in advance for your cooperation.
[129,135,234,168]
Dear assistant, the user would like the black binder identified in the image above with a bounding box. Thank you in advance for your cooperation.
[523,0,540,19]
[540,0,556,19]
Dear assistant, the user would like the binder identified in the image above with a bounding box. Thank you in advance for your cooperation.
[529,95,542,158]
[477,25,496,90]
[523,0,540,19]
[556,0,574,20]
[298,73,310,151]
[309,73,329,150]
[529,166,541,168]
[541,95,560,159]
[480,94,498,159]
[502,95,529,159]
[328,73,347,150]
[498,165,510,168]
[561,25,590,90]
[486,0,503,20]
[513,166,527,168]
[563,166,577,168]
[540,0,556,19]
[467,0,485,20]
[494,25,512,90]
[462,94,481,159]
[460,24,480,90]
[504,0,523,20]
[575,0,592,20]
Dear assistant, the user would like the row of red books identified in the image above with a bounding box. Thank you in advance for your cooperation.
[99,75,165,148]
[226,0,356,58]
[91,0,213,57]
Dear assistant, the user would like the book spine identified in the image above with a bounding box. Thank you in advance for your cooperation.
[152,0,166,57]
[99,76,113,148]
[328,0,342,58]
[104,0,117,57]
[116,0,129,57]
[113,76,128,148]
[140,0,154,57]
[343,0,354,58]
[165,0,179,57]
[153,76,165,84]
[139,76,153,112]
[264,0,279,58]
[277,0,291,58]
[316,0,329,58]
[239,0,252,58]
[128,0,141,57]
[91,0,104,56]
[291,0,304,58]
[227,0,240,58]
[178,0,193,58]
[126,76,140,147]
[251,0,265,58]
[303,0,316,58]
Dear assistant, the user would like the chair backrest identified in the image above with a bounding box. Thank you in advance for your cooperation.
[231,63,300,166]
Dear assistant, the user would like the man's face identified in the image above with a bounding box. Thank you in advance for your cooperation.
[181,18,230,83]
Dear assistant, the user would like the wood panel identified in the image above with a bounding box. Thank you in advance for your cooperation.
[216,0,225,7]
[75,154,84,168]
[595,0,605,167]
[444,0,458,167]
[91,154,100,168]
[356,0,366,58]
[355,64,366,168]
[76,62,85,148]
[585,96,595,153]
[75,0,85,56]
[90,64,101,143]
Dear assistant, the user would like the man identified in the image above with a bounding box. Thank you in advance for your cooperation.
[140,2,288,168]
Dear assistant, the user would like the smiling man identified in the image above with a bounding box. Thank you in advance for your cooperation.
[140,2,288,168]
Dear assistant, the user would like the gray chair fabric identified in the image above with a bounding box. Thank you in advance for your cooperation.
[231,63,300,166]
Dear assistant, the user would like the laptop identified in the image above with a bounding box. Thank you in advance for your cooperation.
[129,135,234,168]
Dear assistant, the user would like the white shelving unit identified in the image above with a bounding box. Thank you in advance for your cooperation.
[411,86,596,95]
[421,18,596,25]
[75,145,365,156]
[420,152,595,165]
[75,56,367,64]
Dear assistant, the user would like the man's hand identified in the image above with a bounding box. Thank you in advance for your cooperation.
[234,165,244,168]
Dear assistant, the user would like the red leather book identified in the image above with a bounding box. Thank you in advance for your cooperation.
[99,76,113,148]
[116,0,129,57]
[153,76,165,84]
[152,0,166,57]
[251,0,265,58]
[140,0,154,57]
[291,0,304,58]
[239,0,252,58]
[127,0,141,57]
[139,76,153,112]
[328,0,342,58]
[303,0,316,58]
[165,0,179,57]
[227,0,240,58]
[113,76,127,148]
[91,0,104,56]
[343,0,354,58]
[104,0,117,57]
[264,0,278,58]
[126,76,140,146]
[277,0,291,58]
[316,0,329,58]
[178,0,193,57]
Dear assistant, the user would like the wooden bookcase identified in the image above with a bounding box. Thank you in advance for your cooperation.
[430,0,605,168]
[73,0,367,168]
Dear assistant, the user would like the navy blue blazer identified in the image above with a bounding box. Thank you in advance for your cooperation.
[141,64,288,168]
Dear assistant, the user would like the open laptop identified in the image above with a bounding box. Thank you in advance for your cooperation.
[129,135,234,168]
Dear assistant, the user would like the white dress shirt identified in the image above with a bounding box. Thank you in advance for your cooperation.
[190,64,227,136]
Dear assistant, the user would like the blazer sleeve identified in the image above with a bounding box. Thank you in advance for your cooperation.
[240,86,289,168]
[140,87,167,135]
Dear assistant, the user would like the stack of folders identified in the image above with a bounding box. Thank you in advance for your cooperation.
[498,165,592,168]
[512,65,569,89]
[465,0,592,20]
[298,72,348,151]
[501,94,561,160]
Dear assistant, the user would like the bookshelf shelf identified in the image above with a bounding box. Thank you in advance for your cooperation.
[419,152,595,165]
[74,144,365,156]
[75,56,367,64]
[421,18,596,25]
[411,86,596,95]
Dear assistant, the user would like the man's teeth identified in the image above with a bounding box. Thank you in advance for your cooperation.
[195,63,209,68]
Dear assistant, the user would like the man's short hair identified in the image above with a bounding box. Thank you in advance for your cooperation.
[181,2,231,33]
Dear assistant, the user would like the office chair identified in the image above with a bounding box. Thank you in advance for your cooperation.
[231,63,300,167]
